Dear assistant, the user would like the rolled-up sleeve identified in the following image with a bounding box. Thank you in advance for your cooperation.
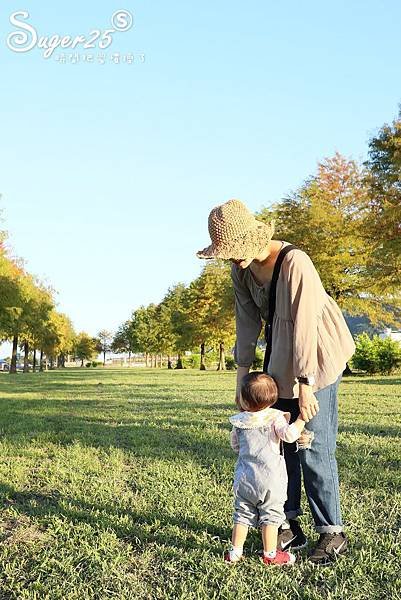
[288,252,319,378]
[231,264,262,368]
[273,414,301,443]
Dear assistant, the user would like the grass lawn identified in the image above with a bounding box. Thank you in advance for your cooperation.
[0,368,400,600]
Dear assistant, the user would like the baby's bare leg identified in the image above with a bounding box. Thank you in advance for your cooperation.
[232,523,248,548]
[261,524,278,553]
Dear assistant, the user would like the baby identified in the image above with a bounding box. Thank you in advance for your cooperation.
[225,371,305,566]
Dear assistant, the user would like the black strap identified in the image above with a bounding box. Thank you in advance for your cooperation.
[263,244,298,373]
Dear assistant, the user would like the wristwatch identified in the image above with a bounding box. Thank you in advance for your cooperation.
[296,375,316,386]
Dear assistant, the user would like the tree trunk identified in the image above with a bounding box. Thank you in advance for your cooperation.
[103,350,106,366]
[167,355,172,369]
[60,353,66,368]
[128,351,131,365]
[81,359,84,367]
[145,352,149,367]
[50,356,54,370]
[200,342,206,370]
[23,342,29,373]
[159,354,163,368]
[10,334,18,374]
[217,342,226,371]
[39,349,44,372]
[176,353,184,369]
[33,349,37,372]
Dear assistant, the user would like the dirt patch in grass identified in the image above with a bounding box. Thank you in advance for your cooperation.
[0,515,48,546]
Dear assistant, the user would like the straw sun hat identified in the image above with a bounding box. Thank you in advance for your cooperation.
[196,199,275,260]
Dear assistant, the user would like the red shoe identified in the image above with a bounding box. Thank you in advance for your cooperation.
[261,550,296,566]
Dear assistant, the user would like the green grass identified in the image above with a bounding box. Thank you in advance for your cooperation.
[0,368,400,600]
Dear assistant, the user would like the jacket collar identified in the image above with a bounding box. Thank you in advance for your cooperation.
[229,406,284,430]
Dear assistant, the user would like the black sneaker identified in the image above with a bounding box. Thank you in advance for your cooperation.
[308,532,348,565]
[277,519,307,551]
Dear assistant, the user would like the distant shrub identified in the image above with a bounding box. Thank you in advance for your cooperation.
[85,362,92,368]
[375,337,401,374]
[252,348,265,371]
[91,361,100,368]
[205,350,219,368]
[181,350,220,370]
[225,356,236,370]
[182,355,200,369]
[351,333,401,375]
[351,333,377,374]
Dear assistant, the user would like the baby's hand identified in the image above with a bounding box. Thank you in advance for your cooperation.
[297,429,314,450]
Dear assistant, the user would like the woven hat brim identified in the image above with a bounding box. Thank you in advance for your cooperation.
[196,220,275,260]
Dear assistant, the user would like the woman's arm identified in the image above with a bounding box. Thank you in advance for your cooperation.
[231,264,262,405]
[235,366,250,409]
[287,252,321,422]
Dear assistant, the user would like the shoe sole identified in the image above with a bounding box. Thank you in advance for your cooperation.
[308,548,348,566]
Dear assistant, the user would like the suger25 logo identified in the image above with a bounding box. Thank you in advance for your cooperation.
[6,10,134,58]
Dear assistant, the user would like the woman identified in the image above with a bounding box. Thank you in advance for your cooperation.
[197,199,355,565]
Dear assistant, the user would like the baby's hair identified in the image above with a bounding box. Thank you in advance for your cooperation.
[240,371,278,412]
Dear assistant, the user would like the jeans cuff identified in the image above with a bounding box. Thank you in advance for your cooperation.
[315,525,343,534]
[285,509,303,519]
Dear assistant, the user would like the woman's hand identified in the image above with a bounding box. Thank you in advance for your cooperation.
[235,366,250,411]
[298,384,319,422]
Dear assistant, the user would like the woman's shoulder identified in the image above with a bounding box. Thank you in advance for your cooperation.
[281,243,311,262]
[281,244,318,274]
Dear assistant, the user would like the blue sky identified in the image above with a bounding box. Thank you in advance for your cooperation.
[1,0,401,340]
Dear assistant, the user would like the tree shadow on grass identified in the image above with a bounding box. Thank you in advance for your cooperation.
[0,387,235,554]
[0,391,234,471]
[0,482,229,555]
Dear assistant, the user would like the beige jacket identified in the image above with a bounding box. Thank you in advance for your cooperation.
[232,243,355,399]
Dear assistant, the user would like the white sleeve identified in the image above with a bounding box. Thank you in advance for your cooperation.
[273,414,301,443]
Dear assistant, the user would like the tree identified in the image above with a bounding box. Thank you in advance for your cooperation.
[54,314,75,367]
[0,251,24,361]
[130,305,159,367]
[20,281,54,372]
[364,111,401,305]
[97,329,113,366]
[0,265,54,374]
[259,153,399,326]
[0,210,74,372]
[73,332,97,367]
[37,311,75,370]
[189,261,235,370]
[160,284,190,369]
[112,321,136,363]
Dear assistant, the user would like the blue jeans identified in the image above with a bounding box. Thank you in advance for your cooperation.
[274,375,343,534]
